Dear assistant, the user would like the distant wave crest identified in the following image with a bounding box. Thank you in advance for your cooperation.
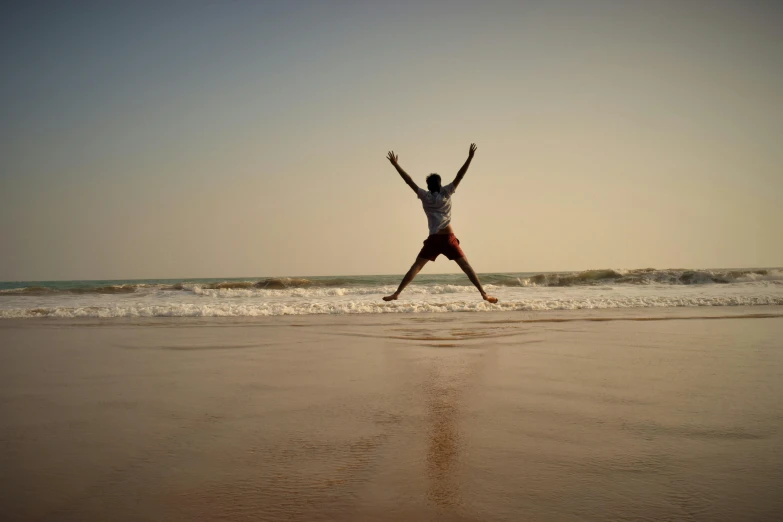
[0,284,141,296]
[1,269,781,297]
[515,268,783,287]
[0,277,344,296]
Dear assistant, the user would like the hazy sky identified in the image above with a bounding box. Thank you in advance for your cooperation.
[1,0,781,280]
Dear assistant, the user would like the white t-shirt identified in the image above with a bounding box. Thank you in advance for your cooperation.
[417,183,456,235]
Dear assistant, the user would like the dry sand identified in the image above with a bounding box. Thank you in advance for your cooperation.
[1,307,782,521]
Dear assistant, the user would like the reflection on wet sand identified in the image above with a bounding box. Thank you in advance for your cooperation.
[421,347,488,518]
[426,364,461,509]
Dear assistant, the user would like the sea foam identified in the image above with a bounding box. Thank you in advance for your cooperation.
[2,293,781,318]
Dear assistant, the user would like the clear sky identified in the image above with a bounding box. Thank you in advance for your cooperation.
[1,0,781,281]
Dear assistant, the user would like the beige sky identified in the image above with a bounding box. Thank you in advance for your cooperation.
[1,1,781,280]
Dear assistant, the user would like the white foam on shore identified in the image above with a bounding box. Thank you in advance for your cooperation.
[190,284,475,298]
[2,293,782,318]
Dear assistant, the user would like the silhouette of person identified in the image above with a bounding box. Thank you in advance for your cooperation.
[383,144,498,303]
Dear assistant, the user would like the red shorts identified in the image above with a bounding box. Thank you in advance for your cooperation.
[418,233,465,261]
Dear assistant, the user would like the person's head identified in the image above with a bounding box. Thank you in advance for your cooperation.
[426,173,441,193]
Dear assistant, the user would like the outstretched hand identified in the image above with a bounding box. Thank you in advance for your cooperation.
[386,151,399,165]
[468,143,477,158]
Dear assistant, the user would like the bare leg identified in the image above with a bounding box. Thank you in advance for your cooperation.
[455,257,498,303]
[383,257,430,301]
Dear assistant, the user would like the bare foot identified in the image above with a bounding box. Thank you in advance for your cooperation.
[482,294,498,304]
[382,294,399,301]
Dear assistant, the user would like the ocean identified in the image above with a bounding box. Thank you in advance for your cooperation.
[1,267,781,318]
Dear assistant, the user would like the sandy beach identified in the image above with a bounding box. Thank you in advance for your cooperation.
[1,306,782,521]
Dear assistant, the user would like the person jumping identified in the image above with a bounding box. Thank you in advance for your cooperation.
[383,143,498,303]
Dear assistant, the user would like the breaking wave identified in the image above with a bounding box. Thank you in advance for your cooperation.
[1,269,781,297]
[0,284,141,296]
[0,277,341,296]
[516,268,783,287]
[2,267,781,320]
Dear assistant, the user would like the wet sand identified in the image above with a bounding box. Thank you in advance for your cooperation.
[1,307,782,521]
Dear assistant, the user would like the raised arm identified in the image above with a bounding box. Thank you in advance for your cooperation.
[386,151,419,194]
[452,143,477,188]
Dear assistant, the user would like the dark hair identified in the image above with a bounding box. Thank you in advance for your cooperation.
[426,173,441,193]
